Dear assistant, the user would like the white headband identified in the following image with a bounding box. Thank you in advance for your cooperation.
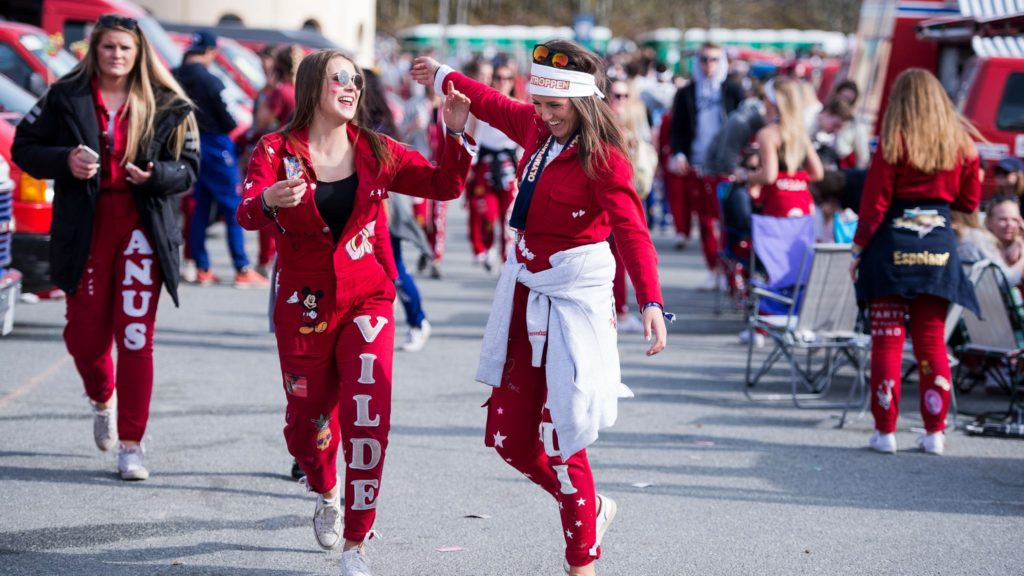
[529,63,605,99]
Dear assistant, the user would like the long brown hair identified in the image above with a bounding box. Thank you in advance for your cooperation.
[771,78,808,173]
[63,15,197,162]
[537,39,627,179]
[282,50,394,174]
[881,68,978,173]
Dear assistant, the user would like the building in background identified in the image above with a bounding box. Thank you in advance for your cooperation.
[132,0,376,66]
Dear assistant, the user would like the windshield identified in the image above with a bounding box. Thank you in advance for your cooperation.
[138,16,182,68]
[220,41,265,91]
[18,33,77,81]
[0,73,35,117]
[997,73,1024,132]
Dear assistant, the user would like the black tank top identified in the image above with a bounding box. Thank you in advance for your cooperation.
[316,173,358,243]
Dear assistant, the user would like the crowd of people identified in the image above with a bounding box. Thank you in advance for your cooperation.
[12,13,1024,576]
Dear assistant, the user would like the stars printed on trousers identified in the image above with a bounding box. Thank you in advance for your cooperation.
[566,529,574,539]
[493,431,507,448]
[575,520,583,527]
[496,407,504,415]
[576,498,586,506]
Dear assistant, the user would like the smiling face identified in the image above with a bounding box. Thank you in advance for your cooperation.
[318,56,361,125]
[96,30,138,81]
[532,94,578,142]
[987,200,1023,244]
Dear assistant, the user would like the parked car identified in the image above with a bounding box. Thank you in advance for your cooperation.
[0,151,20,335]
[0,20,78,97]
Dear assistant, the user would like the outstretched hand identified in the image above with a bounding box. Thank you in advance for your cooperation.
[411,57,441,87]
[643,306,668,356]
[443,81,471,134]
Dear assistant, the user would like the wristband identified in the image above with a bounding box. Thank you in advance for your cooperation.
[850,250,862,261]
[445,126,464,139]
[642,301,677,323]
[260,190,278,218]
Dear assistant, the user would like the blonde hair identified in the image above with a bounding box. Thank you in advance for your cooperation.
[283,50,394,175]
[64,16,196,163]
[540,39,627,179]
[772,78,808,173]
[881,68,978,173]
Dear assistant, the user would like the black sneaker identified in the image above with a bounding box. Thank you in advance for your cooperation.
[291,459,305,480]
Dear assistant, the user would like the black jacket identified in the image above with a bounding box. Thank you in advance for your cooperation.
[669,78,744,159]
[12,74,199,306]
[172,61,237,135]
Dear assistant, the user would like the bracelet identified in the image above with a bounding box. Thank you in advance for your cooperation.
[260,190,278,218]
[445,126,464,139]
[642,302,664,312]
[850,250,862,261]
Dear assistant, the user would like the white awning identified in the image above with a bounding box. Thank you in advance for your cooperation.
[972,34,1024,56]
[961,0,1024,19]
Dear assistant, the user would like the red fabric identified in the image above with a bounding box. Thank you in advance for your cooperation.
[443,71,663,307]
[686,172,722,270]
[853,146,981,248]
[66,191,162,442]
[484,284,601,568]
[610,236,629,315]
[868,294,951,433]
[258,225,276,267]
[264,83,296,126]
[467,167,500,256]
[658,114,692,237]
[91,78,130,192]
[760,171,814,217]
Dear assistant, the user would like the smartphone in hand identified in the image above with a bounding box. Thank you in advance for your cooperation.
[283,156,303,180]
[78,145,100,163]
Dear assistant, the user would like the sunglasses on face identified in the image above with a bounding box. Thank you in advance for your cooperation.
[699,55,718,64]
[532,44,572,69]
[327,70,364,91]
[97,14,138,30]
[495,75,515,81]
[611,93,629,101]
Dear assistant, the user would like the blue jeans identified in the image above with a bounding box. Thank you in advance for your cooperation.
[190,133,249,271]
[392,237,425,328]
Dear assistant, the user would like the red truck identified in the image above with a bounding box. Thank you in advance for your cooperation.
[846,0,1024,189]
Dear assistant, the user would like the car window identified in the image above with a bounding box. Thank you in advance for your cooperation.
[997,73,1024,132]
[62,20,92,58]
[0,73,35,116]
[0,42,34,93]
[19,33,77,82]
[220,41,265,91]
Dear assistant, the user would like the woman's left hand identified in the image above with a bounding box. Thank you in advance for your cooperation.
[442,80,471,135]
[126,161,154,186]
[643,306,667,356]
[848,257,859,282]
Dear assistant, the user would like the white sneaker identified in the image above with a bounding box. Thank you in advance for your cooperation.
[917,432,946,455]
[868,431,897,455]
[91,399,117,452]
[340,547,373,576]
[181,258,198,284]
[401,319,431,352]
[564,494,618,573]
[314,493,343,550]
[738,328,765,348]
[616,313,644,334]
[117,443,149,480]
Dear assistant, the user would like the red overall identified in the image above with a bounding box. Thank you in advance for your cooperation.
[760,171,813,218]
[239,125,470,541]
[443,71,663,568]
[67,84,161,443]
[467,149,517,258]
[657,114,693,239]
[855,148,981,434]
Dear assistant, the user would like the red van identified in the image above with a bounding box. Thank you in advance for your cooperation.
[0,21,78,97]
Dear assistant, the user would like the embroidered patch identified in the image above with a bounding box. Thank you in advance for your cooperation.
[893,208,946,238]
[284,373,308,397]
[893,251,950,266]
[877,379,895,411]
[924,389,943,415]
[345,221,376,261]
[313,414,332,451]
[572,209,586,218]
[294,287,327,335]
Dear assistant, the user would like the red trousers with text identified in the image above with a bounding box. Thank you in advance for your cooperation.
[869,295,951,434]
[66,190,162,442]
[275,265,396,542]
[414,199,448,264]
[663,169,692,238]
[484,284,601,567]
[467,164,500,258]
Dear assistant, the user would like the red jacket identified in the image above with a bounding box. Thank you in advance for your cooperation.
[444,71,663,306]
[238,123,472,284]
[854,144,981,248]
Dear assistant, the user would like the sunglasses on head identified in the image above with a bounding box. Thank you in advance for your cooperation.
[97,14,138,30]
[532,44,572,69]
[327,70,364,91]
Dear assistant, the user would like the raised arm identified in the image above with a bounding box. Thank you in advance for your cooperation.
[412,57,535,147]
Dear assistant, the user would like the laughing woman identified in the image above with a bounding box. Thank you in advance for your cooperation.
[413,40,668,576]
[238,50,472,576]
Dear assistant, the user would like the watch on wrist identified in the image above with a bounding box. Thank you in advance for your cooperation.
[446,126,464,139]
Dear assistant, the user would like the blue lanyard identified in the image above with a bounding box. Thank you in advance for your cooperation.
[509,132,577,230]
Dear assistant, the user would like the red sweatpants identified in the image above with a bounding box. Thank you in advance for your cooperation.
[684,171,722,270]
[869,295,951,434]
[66,190,162,442]
[484,284,601,568]
[467,165,500,257]
[275,264,396,543]
[663,169,692,238]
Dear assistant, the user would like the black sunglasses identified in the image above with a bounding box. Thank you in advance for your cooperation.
[327,70,364,91]
[699,55,718,64]
[610,92,629,100]
[532,44,572,69]
[97,14,138,30]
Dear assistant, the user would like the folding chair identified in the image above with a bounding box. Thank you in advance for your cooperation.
[744,241,869,427]
[954,263,1024,421]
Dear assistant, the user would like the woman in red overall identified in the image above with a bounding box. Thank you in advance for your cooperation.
[12,15,199,481]
[238,50,472,576]
[413,40,669,576]
[744,78,823,217]
[851,69,981,456]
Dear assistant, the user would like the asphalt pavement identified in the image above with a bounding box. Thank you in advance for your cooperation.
[1,205,1022,576]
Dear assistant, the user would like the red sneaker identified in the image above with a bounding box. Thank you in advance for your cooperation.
[195,269,220,286]
[234,268,270,289]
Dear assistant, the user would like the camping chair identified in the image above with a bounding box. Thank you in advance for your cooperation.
[744,240,868,427]
[954,262,1024,422]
